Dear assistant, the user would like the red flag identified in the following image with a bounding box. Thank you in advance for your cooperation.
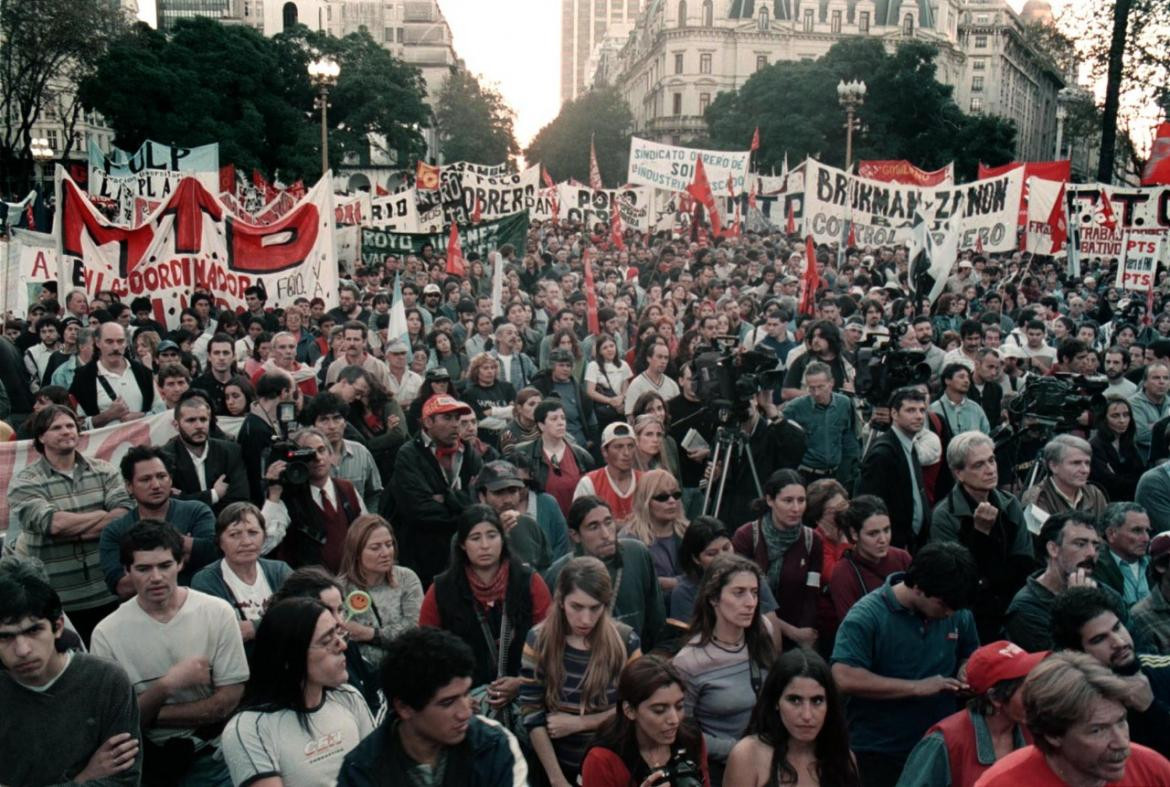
[750,127,760,152]
[1100,189,1118,231]
[846,220,856,248]
[375,183,389,197]
[416,161,440,190]
[1047,182,1068,253]
[583,249,600,335]
[686,156,722,238]
[785,200,796,235]
[799,236,820,316]
[589,136,603,190]
[975,234,985,255]
[1142,123,1170,185]
[541,166,556,190]
[219,164,236,195]
[542,166,559,222]
[445,222,465,276]
[610,204,625,250]
[748,181,757,209]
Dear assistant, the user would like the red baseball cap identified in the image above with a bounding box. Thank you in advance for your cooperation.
[965,640,1048,695]
[421,394,472,419]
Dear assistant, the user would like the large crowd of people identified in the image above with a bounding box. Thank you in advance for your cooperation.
[4,218,1170,786]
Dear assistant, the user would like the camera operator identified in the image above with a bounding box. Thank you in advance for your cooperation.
[260,427,365,571]
[236,371,297,505]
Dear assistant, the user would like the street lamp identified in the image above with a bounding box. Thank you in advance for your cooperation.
[29,137,54,191]
[838,80,866,169]
[308,56,341,177]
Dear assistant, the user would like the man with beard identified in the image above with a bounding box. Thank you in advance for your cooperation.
[910,314,947,377]
[1104,346,1139,399]
[163,394,250,516]
[781,320,853,401]
[1005,511,1128,652]
[930,364,991,436]
[23,316,60,393]
[1050,586,1170,756]
[976,651,1170,786]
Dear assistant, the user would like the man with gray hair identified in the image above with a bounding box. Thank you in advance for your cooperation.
[1093,503,1154,607]
[930,430,1034,642]
[1021,434,1107,527]
[977,651,1170,785]
[782,360,860,486]
[1130,361,1170,461]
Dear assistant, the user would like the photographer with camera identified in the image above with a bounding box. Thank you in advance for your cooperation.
[236,371,297,505]
[260,427,365,571]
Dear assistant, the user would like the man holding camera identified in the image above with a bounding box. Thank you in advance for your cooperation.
[260,427,365,571]
[236,371,297,505]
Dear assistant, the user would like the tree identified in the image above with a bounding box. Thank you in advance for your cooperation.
[525,87,633,185]
[435,69,519,167]
[704,38,1017,181]
[0,0,130,192]
[80,18,431,180]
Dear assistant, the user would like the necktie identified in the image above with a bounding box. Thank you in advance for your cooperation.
[909,444,925,534]
[319,488,336,516]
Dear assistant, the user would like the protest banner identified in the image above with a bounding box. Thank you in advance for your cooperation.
[0,229,58,319]
[446,161,510,177]
[858,160,954,186]
[1117,234,1163,290]
[88,140,221,227]
[627,137,752,194]
[555,184,652,231]
[89,139,220,178]
[369,187,442,233]
[802,159,1023,252]
[360,212,529,268]
[443,165,542,226]
[334,191,371,227]
[1026,179,1170,260]
[57,168,338,328]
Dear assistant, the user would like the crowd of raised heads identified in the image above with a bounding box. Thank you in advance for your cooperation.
[6,217,1170,786]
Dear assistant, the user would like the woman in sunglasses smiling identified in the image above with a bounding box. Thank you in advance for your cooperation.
[622,469,689,595]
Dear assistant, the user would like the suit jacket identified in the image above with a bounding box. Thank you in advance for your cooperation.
[854,430,930,551]
[1137,465,1170,535]
[161,435,250,515]
[969,379,1004,428]
[1093,550,1127,598]
[69,358,155,417]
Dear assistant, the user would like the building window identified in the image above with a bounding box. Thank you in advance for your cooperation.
[972,76,984,92]
[975,34,987,48]
[972,59,985,70]
[803,8,814,31]
[678,0,686,27]
[903,14,913,34]
[45,130,58,150]
[703,0,713,26]
[859,11,869,33]
[700,53,711,73]
[758,6,769,30]
[700,92,711,114]
[756,54,767,71]
[970,97,983,113]
[831,10,841,32]
[673,92,683,115]
[675,52,684,73]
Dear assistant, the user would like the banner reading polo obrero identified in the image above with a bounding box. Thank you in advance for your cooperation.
[1026,178,1170,260]
[627,137,752,194]
[802,159,1023,252]
[57,167,338,329]
[555,184,652,231]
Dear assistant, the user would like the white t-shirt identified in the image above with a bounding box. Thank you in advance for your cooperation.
[222,685,375,787]
[94,360,145,417]
[585,360,633,393]
[90,589,250,744]
[221,562,273,623]
[624,371,681,415]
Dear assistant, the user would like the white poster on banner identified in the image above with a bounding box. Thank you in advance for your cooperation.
[1117,234,1163,290]
[627,137,752,193]
[802,159,1023,252]
[57,168,338,328]
[1026,179,1170,260]
[555,184,652,230]
[1,229,59,319]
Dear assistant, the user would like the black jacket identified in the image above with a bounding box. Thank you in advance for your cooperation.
[431,559,536,687]
[1090,429,1146,502]
[161,436,250,516]
[507,437,594,493]
[855,430,931,551]
[69,358,155,417]
[0,337,33,416]
[713,415,806,532]
[388,433,483,585]
[969,378,1004,429]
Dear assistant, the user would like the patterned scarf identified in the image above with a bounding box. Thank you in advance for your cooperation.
[761,512,801,590]
[465,561,510,609]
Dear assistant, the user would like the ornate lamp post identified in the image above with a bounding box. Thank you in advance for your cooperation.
[30,137,54,191]
[838,80,866,169]
[307,56,341,177]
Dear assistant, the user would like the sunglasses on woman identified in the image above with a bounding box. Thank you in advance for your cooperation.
[651,490,683,502]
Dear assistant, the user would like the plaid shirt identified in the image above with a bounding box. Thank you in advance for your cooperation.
[10,453,132,611]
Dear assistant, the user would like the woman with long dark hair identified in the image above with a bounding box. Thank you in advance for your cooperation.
[672,554,776,786]
[221,598,374,787]
[581,656,711,786]
[1089,394,1147,499]
[669,517,779,626]
[723,648,860,787]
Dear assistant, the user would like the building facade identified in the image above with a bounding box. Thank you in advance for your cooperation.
[600,0,1063,161]
[562,0,643,105]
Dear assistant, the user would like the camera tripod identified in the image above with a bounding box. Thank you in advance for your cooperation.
[702,425,764,518]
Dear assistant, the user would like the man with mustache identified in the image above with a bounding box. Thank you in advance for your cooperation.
[1005,511,1129,652]
[976,651,1170,786]
[1051,586,1170,756]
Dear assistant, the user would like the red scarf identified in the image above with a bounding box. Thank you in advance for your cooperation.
[465,562,510,609]
[433,439,462,472]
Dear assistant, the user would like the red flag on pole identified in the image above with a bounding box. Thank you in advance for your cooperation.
[686,156,722,238]
[1100,189,1118,231]
[446,222,466,276]
[375,183,389,197]
[1142,123,1170,185]
[542,166,559,222]
[785,200,796,235]
[846,220,856,248]
[610,203,625,251]
[589,135,603,190]
[748,181,757,209]
[975,234,985,255]
[799,236,820,316]
[1047,182,1068,253]
[583,249,600,335]
[750,127,760,152]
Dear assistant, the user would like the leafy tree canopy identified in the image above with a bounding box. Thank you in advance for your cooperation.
[705,38,1017,181]
[435,69,519,168]
[524,87,633,186]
